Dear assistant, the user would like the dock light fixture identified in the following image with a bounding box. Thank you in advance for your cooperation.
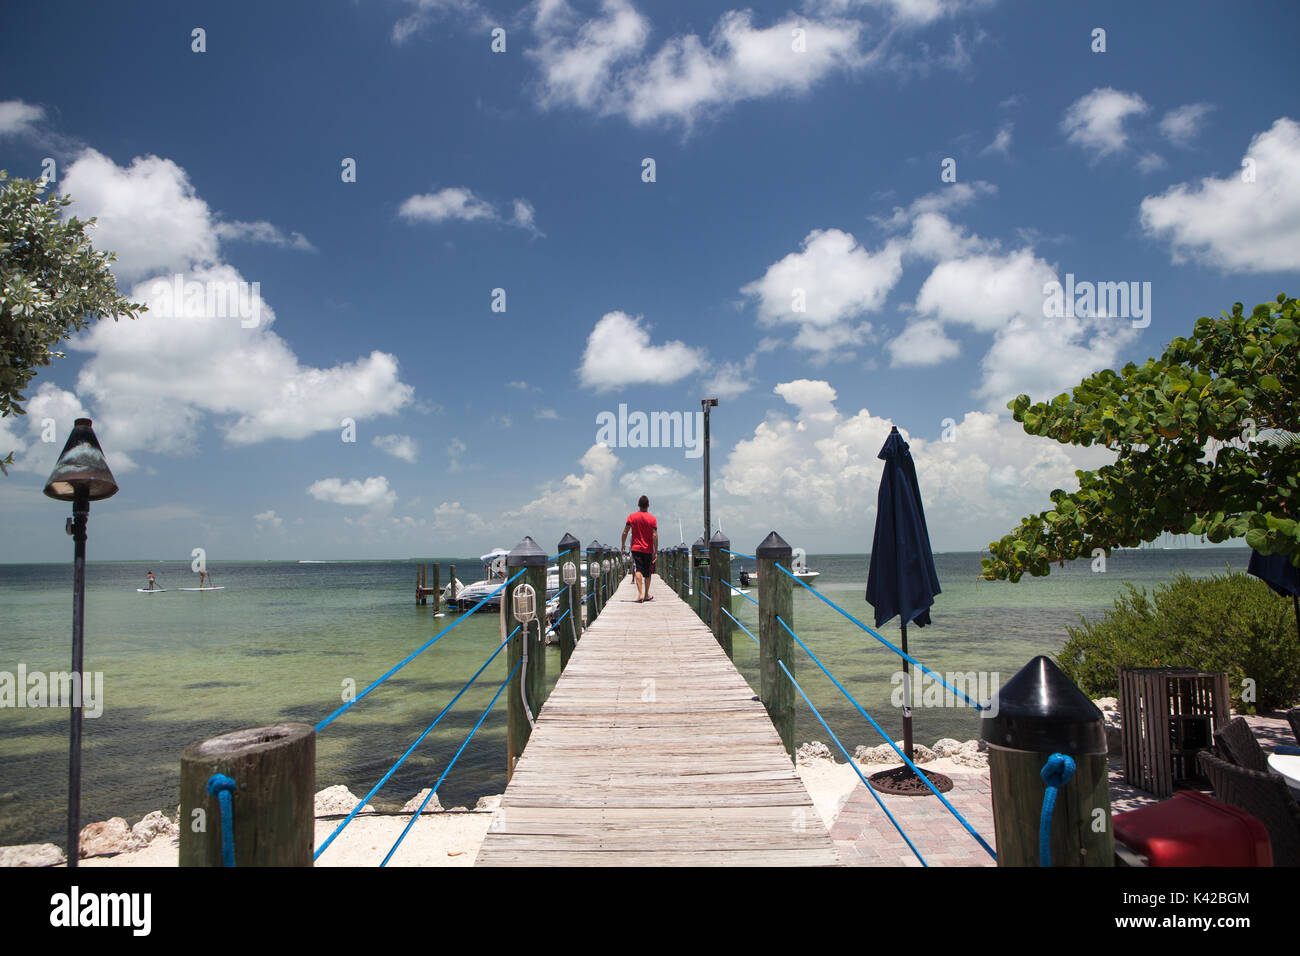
[43,418,119,868]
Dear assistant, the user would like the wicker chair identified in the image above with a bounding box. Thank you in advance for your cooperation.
[1198,750,1300,866]
[1288,708,1300,747]
[1214,716,1270,772]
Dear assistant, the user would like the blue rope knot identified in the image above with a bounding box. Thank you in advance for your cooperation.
[206,773,237,868]
[1038,753,1076,867]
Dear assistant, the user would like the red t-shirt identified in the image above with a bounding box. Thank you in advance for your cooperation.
[626,511,657,553]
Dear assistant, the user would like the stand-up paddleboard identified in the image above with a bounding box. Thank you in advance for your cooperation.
[136,588,167,593]
[179,586,225,591]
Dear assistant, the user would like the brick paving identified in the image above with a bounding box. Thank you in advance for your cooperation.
[829,768,997,867]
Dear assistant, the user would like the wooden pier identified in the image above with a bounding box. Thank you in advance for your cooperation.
[477,573,839,866]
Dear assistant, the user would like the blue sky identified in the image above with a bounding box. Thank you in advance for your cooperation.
[1,0,1297,562]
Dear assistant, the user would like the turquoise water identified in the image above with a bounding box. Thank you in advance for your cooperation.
[0,548,1254,846]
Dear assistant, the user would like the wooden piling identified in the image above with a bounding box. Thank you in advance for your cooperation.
[982,656,1113,867]
[691,537,707,621]
[179,723,315,866]
[757,531,795,760]
[430,562,440,612]
[710,532,733,660]
[416,563,424,605]
[557,533,582,670]
[506,537,549,780]
[587,542,601,620]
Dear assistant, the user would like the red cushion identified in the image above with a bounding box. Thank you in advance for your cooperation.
[1113,790,1272,866]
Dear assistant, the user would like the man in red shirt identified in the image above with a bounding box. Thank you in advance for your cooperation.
[621,495,659,603]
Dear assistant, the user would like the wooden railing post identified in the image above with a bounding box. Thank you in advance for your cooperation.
[180,723,315,866]
[416,563,424,605]
[430,562,440,613]
[506,536,548,780]
[681,541,691,600]
[983,656,1113,866]
[709,531,732,659]
[586,540,601,620]
[757,531,795,760]
[691,537,706,621]
[556,533,582,670]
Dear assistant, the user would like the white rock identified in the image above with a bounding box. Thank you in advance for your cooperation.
[0,843,66,867]
[1094,697,1119,713]
[401,789,442,814]
[131,810,178,845]
[314,785,374,816]
[950,740,989,768]
[474,795,502,812]
[79,817,138,857]
[796,741,835,764]
[854,741,935,764]
[932,738,964,758]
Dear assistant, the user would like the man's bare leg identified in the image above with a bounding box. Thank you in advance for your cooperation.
[634,570,645,601]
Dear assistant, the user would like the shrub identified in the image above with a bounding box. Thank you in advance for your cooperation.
[1058,570,1300,712]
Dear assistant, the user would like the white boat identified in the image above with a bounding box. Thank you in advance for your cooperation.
[738,567,820,588]
[444,549,587,612]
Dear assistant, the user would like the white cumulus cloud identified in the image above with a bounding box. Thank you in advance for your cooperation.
[1060,87,1148,160]
[1139,117,1300,272]
[307,476,398,510]
[578,311,706,391]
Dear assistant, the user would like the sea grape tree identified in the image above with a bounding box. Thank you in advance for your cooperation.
[982,294,1299,581]
[0,170,146,472]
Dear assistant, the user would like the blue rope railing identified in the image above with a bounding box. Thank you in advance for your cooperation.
[773,563,985,713]
[206,774,237,867]
[722,548,755,560]
[722,607,758,645]
[776,658,928,866]
[381,655,522,866]
[775,613,995,859]
[314,624,519,861]
[723,579,760,607]
[315,567,527,731]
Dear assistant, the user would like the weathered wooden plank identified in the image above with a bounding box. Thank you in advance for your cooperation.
[476,574,838,867]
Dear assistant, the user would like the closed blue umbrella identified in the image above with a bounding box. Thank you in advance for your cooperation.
[866,426,941,764]
[1248,547,1300,643]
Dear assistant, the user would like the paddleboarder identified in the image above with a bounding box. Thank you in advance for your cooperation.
[146,571,157,590]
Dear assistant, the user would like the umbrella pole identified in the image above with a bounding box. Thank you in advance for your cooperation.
[1294,595,1299,645]
[901,622,913,763]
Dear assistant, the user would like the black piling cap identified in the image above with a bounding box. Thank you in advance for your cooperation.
[981,655,1106,755]
[676,543,689,553]
[558,532,580,552]
[508,536,548,568]
[691,536,706,554]
[587,539,602,553]
[710,530,730,549]
[755,531,791,559]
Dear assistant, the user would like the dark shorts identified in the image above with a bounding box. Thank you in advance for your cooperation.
[633,550,655,577]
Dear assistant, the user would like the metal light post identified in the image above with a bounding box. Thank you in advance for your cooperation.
[43,418,118,867]
[702,398,718,544]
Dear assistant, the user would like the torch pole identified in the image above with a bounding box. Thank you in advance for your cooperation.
[68,485,89,867]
